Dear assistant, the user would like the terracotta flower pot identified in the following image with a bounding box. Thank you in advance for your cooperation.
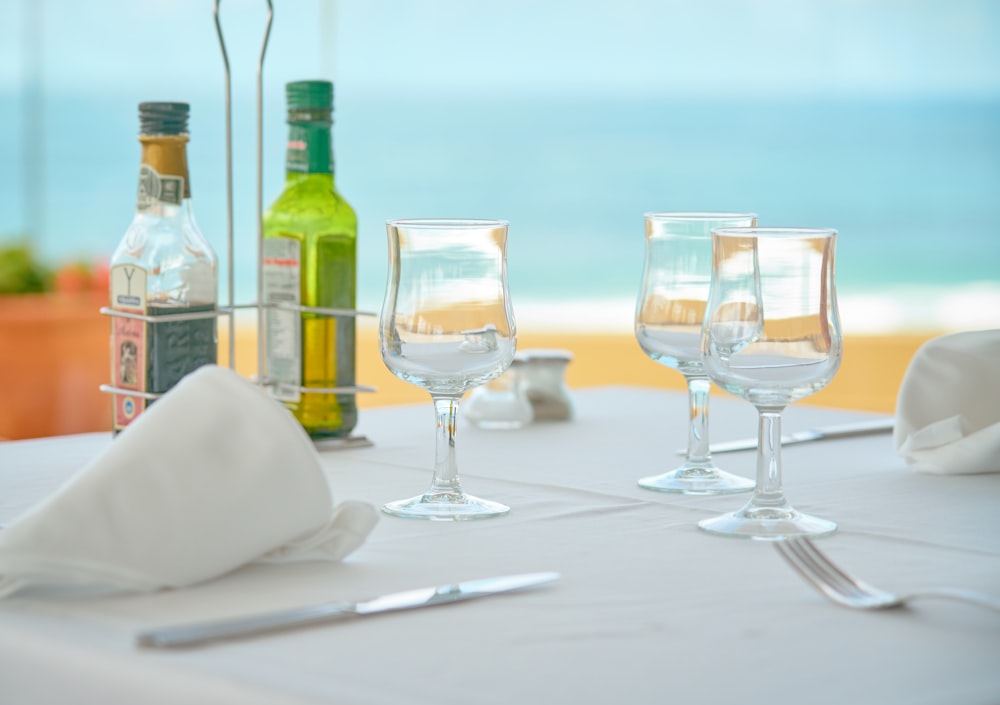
[0,292,111,440]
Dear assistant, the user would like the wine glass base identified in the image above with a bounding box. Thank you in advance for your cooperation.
[698,503,837,540]
[638,466,754,495]
[382,492,510,521]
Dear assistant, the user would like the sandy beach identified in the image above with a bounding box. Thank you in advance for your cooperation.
[218,319,940,416]
[0,299,945,441]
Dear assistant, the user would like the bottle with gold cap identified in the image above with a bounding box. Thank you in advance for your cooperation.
[109,101,218,433]
[262,80,357,438]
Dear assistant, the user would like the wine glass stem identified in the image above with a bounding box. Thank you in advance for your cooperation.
[753,409,788,507]
[430,395,463,496]
[686,376,712,463]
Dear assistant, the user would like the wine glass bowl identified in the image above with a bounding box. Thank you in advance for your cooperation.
[698,227,842,539]
[635,212,758,494]
[379,219,515,520]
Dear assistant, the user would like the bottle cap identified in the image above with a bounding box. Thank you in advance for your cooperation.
[139,102,190,136]
[286,81,333,111]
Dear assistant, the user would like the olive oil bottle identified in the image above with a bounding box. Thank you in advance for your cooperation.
[262,80,357,438]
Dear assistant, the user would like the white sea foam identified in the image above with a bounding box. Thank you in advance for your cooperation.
[837,282,1000,334]
[508,282,1000,335]
[266,282,1000,336]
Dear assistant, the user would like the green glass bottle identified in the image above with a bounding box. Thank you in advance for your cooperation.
[262,80,357,438]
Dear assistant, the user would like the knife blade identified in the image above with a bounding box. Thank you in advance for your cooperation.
[677,417,894,455]
[135,571,559,649]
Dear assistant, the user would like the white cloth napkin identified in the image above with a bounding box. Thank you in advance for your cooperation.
[0,365,378,598]
[894,329,1000,475]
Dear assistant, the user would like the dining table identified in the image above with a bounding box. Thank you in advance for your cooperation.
[0,385,998,705]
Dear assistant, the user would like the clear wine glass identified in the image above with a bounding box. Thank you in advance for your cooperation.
[379,219,516,520]
[635,212,758,494]
[698,227,842,539]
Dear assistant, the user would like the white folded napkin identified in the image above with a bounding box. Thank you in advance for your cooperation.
[894,329,1000,475]
[0,365,378,598]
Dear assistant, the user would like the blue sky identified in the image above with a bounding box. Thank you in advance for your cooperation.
[2,0,999,99]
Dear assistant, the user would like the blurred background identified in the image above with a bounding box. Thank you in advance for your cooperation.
[1,0,998,436]
[3,0,999,328]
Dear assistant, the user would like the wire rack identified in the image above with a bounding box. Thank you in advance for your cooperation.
[100,1,375,446]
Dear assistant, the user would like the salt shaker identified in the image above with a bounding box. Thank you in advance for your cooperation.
[464,358,534,429]
[516,349,574,421]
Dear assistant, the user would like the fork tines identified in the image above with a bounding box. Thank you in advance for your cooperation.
[775,537,886,607]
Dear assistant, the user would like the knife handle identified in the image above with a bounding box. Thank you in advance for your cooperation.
[693,417,895,455]
[136,601,357,649]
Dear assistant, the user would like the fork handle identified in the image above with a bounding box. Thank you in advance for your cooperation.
[908,589,1000,613]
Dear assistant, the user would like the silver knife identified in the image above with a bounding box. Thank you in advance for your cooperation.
[679,417,894,455]
[135,572,559,649]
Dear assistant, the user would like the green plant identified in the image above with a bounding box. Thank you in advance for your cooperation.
[0,242,53,295]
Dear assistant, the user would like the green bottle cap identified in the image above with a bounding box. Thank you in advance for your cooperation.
[286,81,333,111]
[139,102,190,136]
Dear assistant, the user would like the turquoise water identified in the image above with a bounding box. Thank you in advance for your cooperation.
[1,92,998,328]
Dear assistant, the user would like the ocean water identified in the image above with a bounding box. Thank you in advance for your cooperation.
[1,91,998,333]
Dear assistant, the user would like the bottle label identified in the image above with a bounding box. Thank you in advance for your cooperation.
[286,122,332,174]
[110,264,148,430]
[137,164,184,211]
[262,237,302,402]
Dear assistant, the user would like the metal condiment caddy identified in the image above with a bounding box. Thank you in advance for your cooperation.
[100,0,376,446]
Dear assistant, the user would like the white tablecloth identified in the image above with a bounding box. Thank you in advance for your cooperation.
[1,386,998,705]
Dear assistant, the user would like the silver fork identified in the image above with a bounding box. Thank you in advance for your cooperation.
[774,537,1000,613]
